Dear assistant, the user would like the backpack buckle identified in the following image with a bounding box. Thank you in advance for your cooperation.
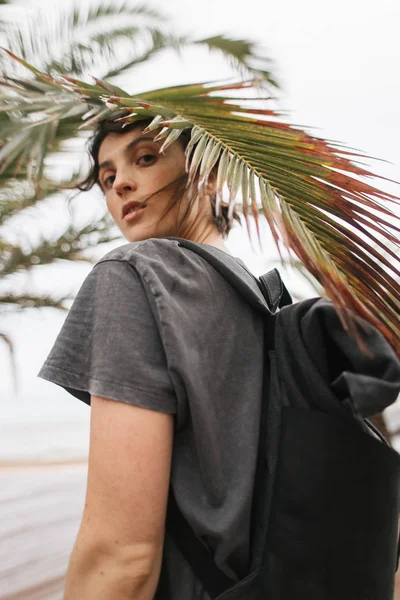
[258,268,292,312]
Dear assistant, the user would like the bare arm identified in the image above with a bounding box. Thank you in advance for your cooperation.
[64,395,174,600]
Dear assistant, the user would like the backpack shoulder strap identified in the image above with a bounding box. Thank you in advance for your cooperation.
[163,237,293,598]
[168,236,292,314]
[259,268,292,312]
[166,493,236,598]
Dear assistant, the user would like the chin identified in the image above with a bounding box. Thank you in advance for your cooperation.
[125,231,149,243]
[123,226,159,243]
[120,214,177,242]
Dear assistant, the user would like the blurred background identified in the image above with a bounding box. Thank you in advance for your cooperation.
[0,0,399,597]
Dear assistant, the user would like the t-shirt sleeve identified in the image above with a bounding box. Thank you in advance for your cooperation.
[38,258,177,413]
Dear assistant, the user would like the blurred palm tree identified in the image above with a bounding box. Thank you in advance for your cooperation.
[1,3,399,441]
[0,0,277,359]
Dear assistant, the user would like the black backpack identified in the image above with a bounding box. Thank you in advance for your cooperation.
[164,238,400,600]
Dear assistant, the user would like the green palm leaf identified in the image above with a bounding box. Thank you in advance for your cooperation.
[0,57,399,355]
[0,2,278,88]
[193,36,278,87]
[0,217,120,277]
[0,3,164,76]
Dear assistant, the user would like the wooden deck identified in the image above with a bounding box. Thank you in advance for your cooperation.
[0,464,86,600]
[1,463,400,599]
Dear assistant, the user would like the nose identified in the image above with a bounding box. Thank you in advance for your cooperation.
[112,170,137,196]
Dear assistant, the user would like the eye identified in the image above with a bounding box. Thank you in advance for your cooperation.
[102,174,115,189]
[137,153,157,166]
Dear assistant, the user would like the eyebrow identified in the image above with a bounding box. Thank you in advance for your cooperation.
[98,136,157,171]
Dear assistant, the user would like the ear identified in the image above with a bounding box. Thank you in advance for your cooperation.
[204,169,217,196]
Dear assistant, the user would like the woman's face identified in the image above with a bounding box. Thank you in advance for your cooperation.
[98,125,205,242]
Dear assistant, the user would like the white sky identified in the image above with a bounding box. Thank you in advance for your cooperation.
[1,0,400,440]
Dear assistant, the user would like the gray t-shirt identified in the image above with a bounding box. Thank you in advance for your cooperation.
[38,237,264,599]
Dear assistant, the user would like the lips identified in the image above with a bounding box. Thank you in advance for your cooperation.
[122,201,146,219]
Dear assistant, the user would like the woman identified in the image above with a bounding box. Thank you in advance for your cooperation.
[38,118,265,599]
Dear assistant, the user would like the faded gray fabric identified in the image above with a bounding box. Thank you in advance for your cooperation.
[38,238,265,598]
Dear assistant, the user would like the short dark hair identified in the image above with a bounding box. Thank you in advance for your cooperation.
[78,118,241,239]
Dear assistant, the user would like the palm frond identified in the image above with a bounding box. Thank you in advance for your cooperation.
[80,1,164,24]
[103,32,279,86]
[0,216,121,277]
[0,2,165,78]
[0,293,70,311]
[0,180,60,225]
[0,59,399,355]
[194,36,278,89]
[0,2,278,87]
[101,29,188,79]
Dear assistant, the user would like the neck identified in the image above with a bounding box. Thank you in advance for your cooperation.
[175,212,233,255]
[194,230,232,255]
